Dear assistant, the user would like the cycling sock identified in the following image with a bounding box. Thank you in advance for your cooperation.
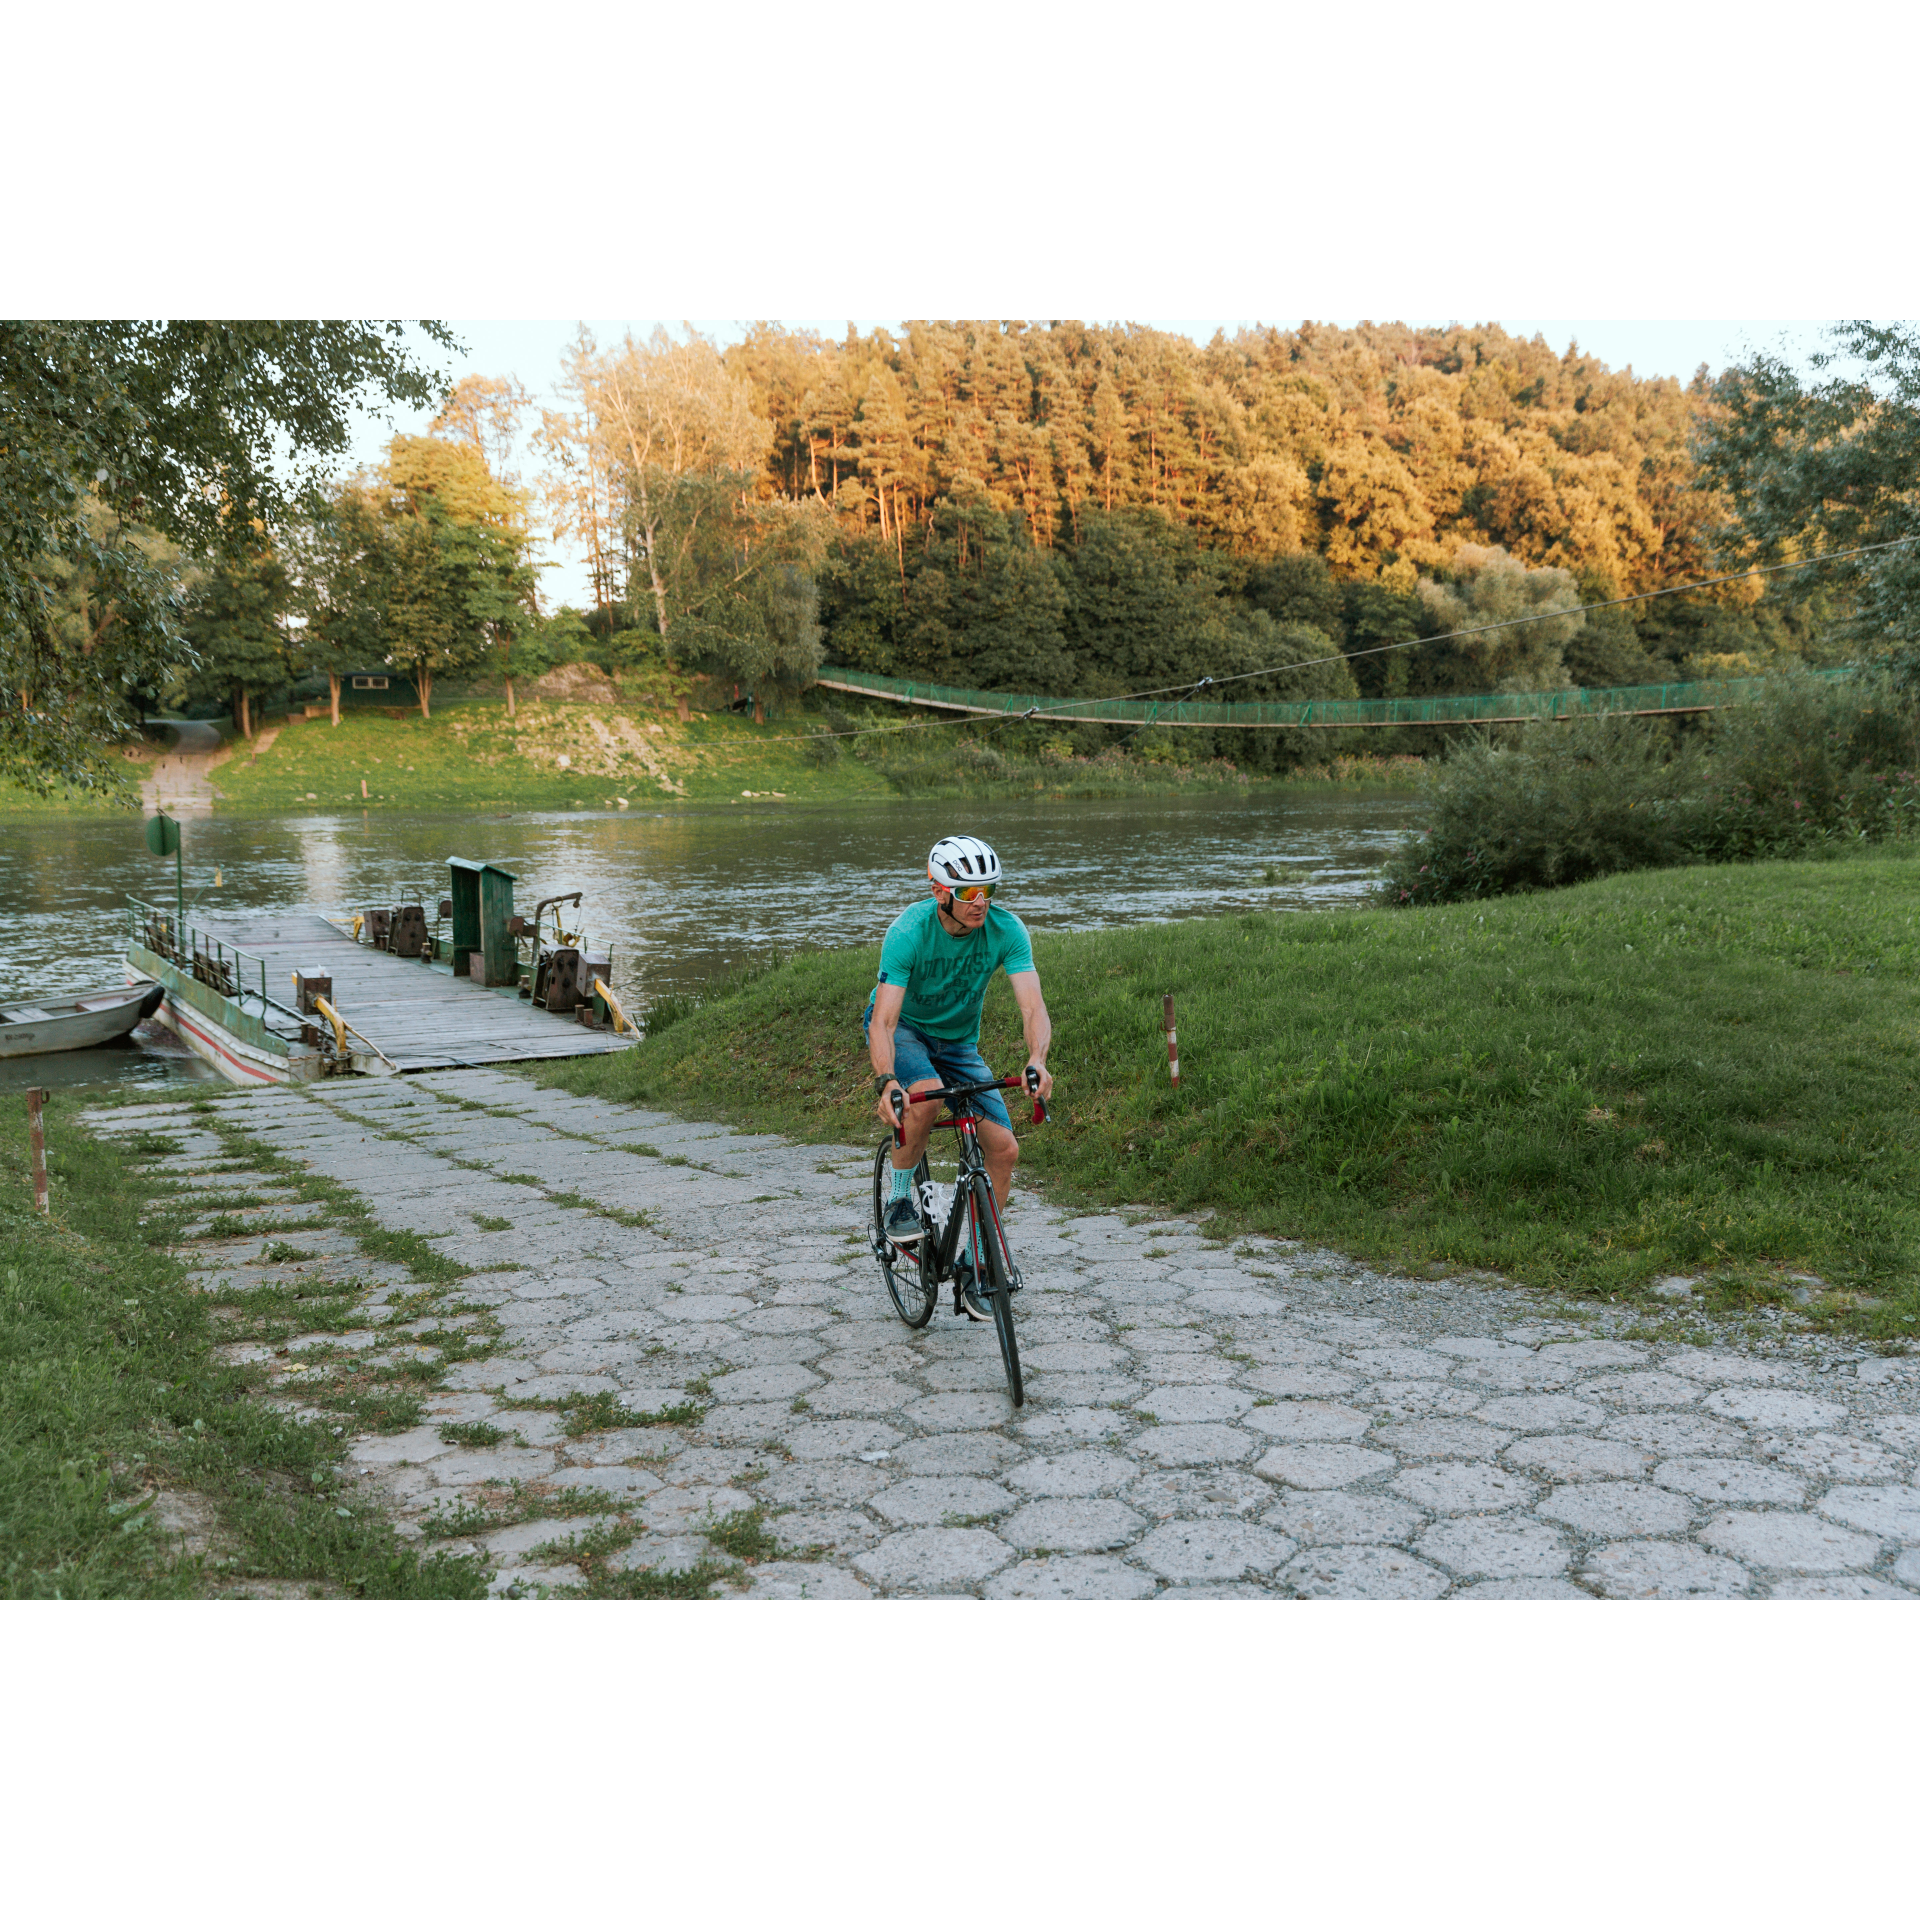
[889,1167,913,1201]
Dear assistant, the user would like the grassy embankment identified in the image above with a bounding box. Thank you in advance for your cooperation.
[212,701,1427,813]
[537,852,1920,1341]
[0,1099,493,1597]
[3,688,1426,818]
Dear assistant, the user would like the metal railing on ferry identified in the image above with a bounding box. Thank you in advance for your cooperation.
[127,896,270,1008]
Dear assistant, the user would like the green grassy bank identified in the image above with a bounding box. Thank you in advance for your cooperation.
[0,1101,486,1598]
[538,852,1920,1340]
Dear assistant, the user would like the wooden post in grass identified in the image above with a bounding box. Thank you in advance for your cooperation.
[1163,994,1180,1087]
[25,1087,49,1217]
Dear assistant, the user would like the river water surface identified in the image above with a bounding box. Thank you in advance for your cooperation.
[0,789,1422,1094]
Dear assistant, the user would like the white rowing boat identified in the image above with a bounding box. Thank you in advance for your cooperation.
[0,982,166,1058]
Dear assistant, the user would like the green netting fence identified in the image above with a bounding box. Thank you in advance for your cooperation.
[814,666,1853,731]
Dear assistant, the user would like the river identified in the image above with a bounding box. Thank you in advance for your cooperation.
[0,788,1422,1094]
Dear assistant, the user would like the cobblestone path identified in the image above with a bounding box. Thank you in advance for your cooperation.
[83,1073,1920,1599]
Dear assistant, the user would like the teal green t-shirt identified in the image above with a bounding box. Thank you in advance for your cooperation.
[869,898,1035,1042]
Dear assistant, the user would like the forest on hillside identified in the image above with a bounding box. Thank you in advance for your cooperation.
[12,319,1911,794]
[554,321,1835,709]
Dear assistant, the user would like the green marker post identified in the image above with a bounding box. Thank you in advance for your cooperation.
[145,811,183,936]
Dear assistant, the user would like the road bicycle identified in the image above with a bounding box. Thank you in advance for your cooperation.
[869,1067,1048,1408]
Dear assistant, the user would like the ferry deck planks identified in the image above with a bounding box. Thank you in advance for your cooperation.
[199,912,636,1074]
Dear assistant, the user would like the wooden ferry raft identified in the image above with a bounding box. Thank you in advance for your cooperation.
[125,902,637,1087]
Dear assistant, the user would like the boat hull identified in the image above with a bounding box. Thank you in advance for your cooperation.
[123,947,323,1087]
[0,983,165,1058]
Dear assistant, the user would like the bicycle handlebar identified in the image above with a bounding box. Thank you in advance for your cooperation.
[899,1070,1050,1127]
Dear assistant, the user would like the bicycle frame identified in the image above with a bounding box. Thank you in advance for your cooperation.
[889,1071,1047,1307]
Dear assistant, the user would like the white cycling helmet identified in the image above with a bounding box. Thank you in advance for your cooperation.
[927,834,1002,890]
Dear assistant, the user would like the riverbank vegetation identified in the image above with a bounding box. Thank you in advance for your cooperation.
[537,853,1920,1341]
[0,1103,485,1597]
[1380,670,1920,904]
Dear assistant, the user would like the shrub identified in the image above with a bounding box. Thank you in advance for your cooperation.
[1380,670,1919,905]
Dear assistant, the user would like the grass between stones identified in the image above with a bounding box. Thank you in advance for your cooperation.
[0,1104,487,1598]
[536,851,1920,1342]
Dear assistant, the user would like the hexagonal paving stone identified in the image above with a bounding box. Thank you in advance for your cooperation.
[547,1464,664,1499]
[1474,1395,1609,1433]
[1244,1401,1371,1443]
[854,1527,1013,1591]
[806,1378,920,1417]
[1240,1366,1360,1399]
[1285,1546,1449,1599]
[1759,1432,1907,1481]
[1502,1435,1649,1481]
[1255,1444,1396,1489]
[870,1475,1015,1525]
[1696,1511,1878,1571]
[906,1392,1017,1432]
[1005,1449,1138,1497]
[1153,1585,1289,1600]
[1765,1575,1916,1601]
[725,1563,873,1601]
[1417,1517,1570,1579]
[657,1295,753,1321]
[1815,1485,1920,1543]
[1268,1491,1420,1547]
[999,1498,1145,1552]
[1429,1338,1514,1360]
[1872,1414,1920,1450]
[1702,1388,1845,1429]
[1374,1418,1506,1461]
[1449,1578,1594,1601]
[1365,1383,1483,1420]
[1130,1423,1258,1467]
[1652,1458,1805,1506]
[1352,1348,1456,1380]
[1579,1372,1704,1411]
[1537,1341,1648,1369]
[1129,1467,1273,1520]
[710,1364,821,1403]
[983,1557,1160,1600]
[1605,1413,1747,1457]
[348,1426,454,1466]
[1133,1384,1255,1424]
[757,1460,894,1507]
[428,1446,558,1487]
[771,1508,880,1554]
[641,1484,757,1534]
[1389,1462,1537,1514]
[783,1419,903,1460]
[1132,1518,1294,1582]
[1583,1540,1751,1599]
[1024,1339,1129,1373]
[1536,1483,1696,1538]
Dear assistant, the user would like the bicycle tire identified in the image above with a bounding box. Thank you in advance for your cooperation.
[872,1143,936,1328]
[972,1179,1023,1407]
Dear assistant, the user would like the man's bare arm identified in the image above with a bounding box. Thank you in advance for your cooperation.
[1011,972,1054,1101]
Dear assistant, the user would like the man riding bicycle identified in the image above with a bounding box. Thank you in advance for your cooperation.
[867,834,1055,1321]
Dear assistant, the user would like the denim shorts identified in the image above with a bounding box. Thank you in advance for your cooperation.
[862,1007,1012,1131]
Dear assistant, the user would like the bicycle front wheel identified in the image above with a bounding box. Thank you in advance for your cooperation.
[971,1180,1023,1408]
[872,1143,936,1328]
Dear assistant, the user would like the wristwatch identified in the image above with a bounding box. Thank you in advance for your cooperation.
[875,1073,899,1094]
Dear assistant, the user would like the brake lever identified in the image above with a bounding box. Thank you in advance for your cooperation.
[1025,1066,1051,1125]
[889,1087,905,1148]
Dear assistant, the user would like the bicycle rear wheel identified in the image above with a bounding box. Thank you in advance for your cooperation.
[872,1143,936,1328]
[971,1180,1023,1407]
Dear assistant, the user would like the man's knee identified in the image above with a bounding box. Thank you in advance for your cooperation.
[983,1124,1019,1169]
